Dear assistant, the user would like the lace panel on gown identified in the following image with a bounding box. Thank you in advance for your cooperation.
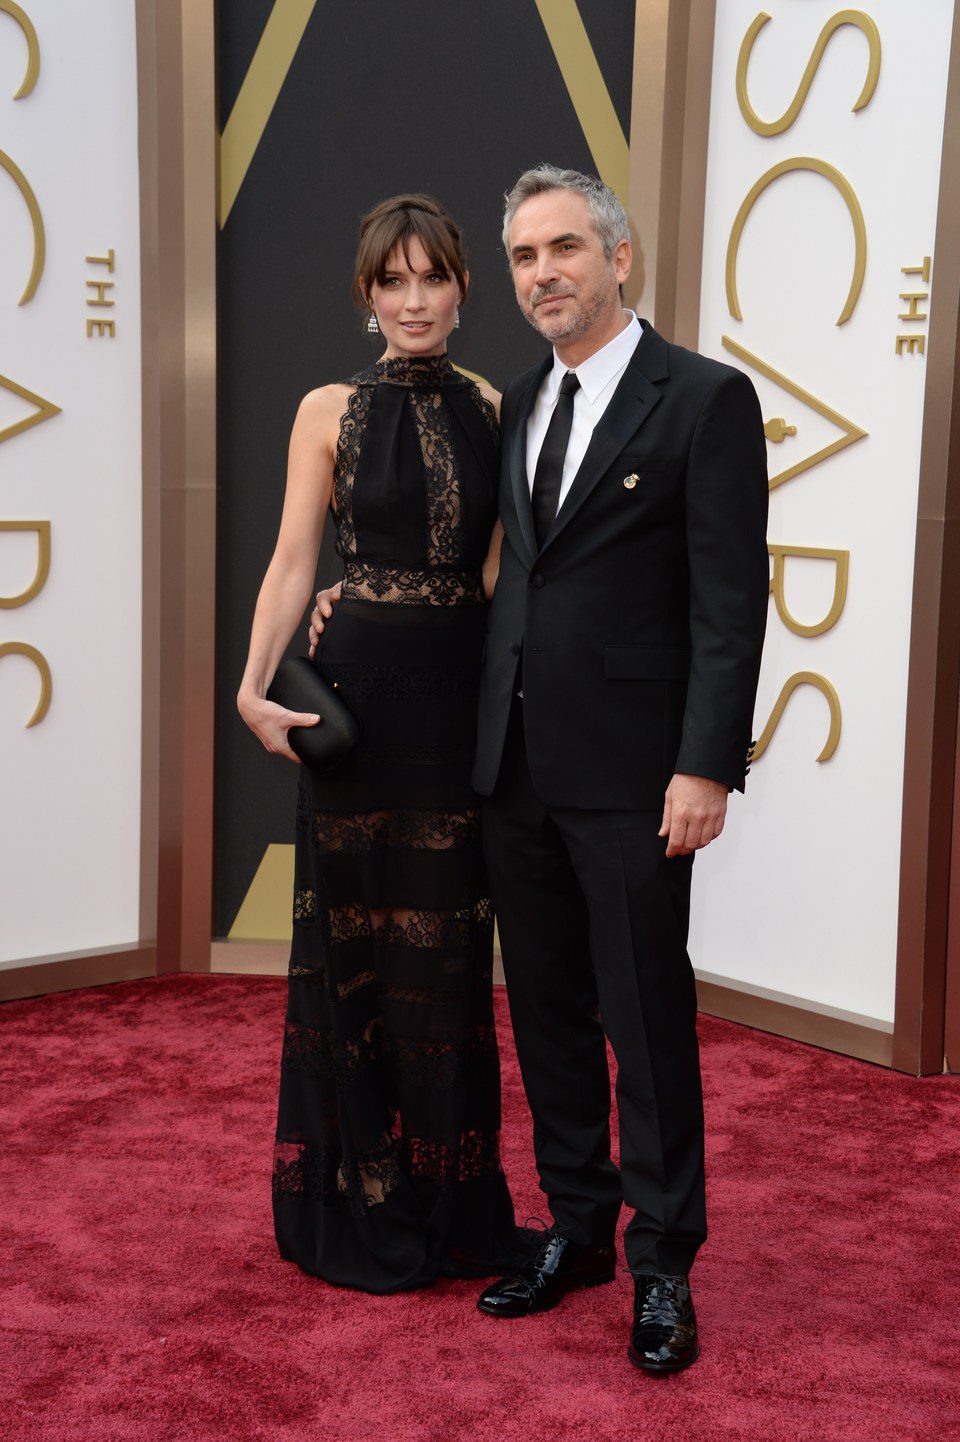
[332,355,497,605]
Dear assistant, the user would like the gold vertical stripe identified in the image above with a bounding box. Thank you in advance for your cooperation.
[534,0,630,203]
[217,0,317,228]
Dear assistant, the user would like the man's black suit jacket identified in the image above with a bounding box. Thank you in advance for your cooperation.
[471,320,769,809]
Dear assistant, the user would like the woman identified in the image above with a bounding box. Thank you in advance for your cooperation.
[237,194,522,1294]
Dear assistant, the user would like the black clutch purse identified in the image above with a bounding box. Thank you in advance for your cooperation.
[266,656,361,771]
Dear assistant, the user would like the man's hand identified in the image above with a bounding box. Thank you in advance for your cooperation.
[659,773,728,858]
[308,581,342,657]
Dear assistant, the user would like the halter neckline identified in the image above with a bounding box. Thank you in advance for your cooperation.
[361,353,461,388]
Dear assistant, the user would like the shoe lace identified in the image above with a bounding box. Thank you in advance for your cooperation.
[631,1274,696,1327]
[511,1217,559,1288]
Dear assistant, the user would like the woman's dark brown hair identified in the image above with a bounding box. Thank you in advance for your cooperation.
[352,194,468,312]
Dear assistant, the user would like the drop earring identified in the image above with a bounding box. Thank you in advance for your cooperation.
[367,311,380,334]
[453,306,461,329]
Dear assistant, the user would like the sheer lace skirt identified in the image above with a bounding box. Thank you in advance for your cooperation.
[272,599,519,1293]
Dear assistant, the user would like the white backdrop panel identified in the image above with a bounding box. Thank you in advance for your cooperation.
[689,0,954,1023]
[0,0,142,964]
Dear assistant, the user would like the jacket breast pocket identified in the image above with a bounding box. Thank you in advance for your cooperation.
[614,454,675,474]
[603,645,690,681]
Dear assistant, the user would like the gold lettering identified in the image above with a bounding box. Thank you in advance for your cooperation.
[752,672,841,763]
[764,417,797,443]
[897,291,928,322]
[86,280,115,307]
[0,640,51,726]
[737,9,881,138]
[726,158,867,325]
[768,543,849,637]
[0,1,40,99]
[0,520,50,607]
[0,372,61,445]
[895,335,925,356]
[0,146,45,304]
[85,249,115,272]
[86,318,116,338]
[902,256,931,284]
[722,335,867,490]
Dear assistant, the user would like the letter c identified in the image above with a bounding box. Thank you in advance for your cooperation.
[726,157,866,326]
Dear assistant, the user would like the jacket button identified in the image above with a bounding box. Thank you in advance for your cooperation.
[509,642,520,655]
[530,574,545,589]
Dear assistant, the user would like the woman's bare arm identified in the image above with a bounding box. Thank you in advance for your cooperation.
[482,518,504,601]
[237,384,348,760]
[477,381,504,601]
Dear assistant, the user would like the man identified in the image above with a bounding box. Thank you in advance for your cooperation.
[312,165,768,1373]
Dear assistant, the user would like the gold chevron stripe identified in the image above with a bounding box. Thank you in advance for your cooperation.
[534,0,629,204]
[228,843,295,940]
[218,0,317,228]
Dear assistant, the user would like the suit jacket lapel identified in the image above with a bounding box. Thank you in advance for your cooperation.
[506,356,551,564]
[540,322,669,556]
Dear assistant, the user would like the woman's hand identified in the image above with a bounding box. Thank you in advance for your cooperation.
[237,689,320,763]
[308,580,342,656]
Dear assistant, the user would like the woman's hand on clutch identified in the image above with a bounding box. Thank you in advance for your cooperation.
[308,581,342,656]
[236,690,319,763]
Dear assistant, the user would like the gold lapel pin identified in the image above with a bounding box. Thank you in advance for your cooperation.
[623,474,639,489]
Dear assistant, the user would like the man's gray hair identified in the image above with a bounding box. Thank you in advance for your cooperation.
[502,164,630,257]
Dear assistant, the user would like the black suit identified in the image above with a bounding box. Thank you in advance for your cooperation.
[474,320,768,1275]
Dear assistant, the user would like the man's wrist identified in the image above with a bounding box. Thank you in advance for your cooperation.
[671,771,728,792]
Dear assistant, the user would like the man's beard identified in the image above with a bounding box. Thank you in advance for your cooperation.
[524,271,617,344]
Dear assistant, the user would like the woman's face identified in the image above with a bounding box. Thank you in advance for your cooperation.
[364,236,464,358]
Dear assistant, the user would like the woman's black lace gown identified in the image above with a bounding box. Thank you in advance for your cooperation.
[272,353,521,1293]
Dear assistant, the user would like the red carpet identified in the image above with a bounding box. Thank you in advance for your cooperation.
[2,974,958,1442]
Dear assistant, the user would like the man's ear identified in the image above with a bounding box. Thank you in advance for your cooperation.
[613,238,632,287]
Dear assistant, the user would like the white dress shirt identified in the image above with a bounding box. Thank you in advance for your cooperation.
[525,310,643,508]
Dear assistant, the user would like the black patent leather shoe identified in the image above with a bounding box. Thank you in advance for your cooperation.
[476,1228,615,1318]
[628,1273,699,1373]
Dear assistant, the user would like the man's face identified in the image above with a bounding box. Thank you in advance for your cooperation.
[507,189,630,346]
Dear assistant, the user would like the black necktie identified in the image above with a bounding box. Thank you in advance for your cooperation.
[531,370,580,550]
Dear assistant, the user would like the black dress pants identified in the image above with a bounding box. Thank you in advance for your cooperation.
[482,698,707,1276]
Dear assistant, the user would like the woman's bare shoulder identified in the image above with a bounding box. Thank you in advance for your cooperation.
[298,381,355,418]
[293,383,356,446]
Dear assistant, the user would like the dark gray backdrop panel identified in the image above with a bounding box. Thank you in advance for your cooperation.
[215,0,636,934]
